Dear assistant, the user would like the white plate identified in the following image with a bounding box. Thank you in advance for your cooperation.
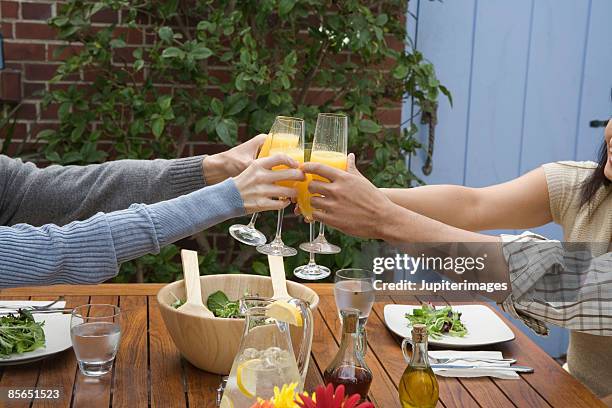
[0,313,72,365]
[384,304,515,347]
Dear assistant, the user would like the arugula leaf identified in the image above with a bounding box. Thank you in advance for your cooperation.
[206,290,230,315]
[206,290,241,318]
[0,309,46,358]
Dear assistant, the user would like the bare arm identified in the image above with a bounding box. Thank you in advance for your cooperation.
[381,167,553,231]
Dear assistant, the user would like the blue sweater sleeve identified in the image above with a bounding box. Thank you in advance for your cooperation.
[0,179,244,288]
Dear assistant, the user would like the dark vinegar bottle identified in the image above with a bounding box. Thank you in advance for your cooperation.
[323,309,373,400]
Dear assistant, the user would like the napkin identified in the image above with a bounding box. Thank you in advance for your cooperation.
[429,350,519,379]
[0,300,67,315]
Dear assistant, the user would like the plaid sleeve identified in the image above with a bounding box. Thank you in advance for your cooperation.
[499,232,612,336]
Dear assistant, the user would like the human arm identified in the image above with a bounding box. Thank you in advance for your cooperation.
[381,167,553,231]
[0,134,266,227]
[302,154,501,243]
[0,154,303,288]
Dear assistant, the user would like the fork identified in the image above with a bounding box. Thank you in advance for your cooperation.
[429,356,516,365]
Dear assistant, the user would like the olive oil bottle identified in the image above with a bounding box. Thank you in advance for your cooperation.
[399,324,439,408]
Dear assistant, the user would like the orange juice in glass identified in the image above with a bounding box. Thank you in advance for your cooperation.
[269,146,304,188]
[259,132,299,158]
[298,150,347,221]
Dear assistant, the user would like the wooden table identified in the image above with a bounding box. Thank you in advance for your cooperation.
[0,284,604,408]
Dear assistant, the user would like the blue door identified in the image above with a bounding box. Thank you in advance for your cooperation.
[403,0,612,357]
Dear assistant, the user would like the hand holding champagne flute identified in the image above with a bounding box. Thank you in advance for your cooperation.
[229,134,275,246]
[230,120,304,246]
[256,116,305,257]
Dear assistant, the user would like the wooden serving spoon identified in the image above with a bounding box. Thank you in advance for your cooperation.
[267,255,292,301]
[178,249,214,318]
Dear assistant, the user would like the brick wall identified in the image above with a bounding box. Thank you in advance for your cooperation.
[0,1,404,158]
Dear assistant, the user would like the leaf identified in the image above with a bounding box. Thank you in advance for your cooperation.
[216,118,237,146]
[206,290,229,315]
[235,73,247,91]
[62,151,83,164]
[152,118,165,138]
[225,96,249,116]
[279,0,296,16]
[375,13,389,26]
[133,59,144,71]
[191,44,213,60]
[158,26,173,43]
[45,151,61,163]
[109,38,126,48]
[439,85,453,107]
[70,123,86,141]
[359,119,382,133]
[157,95,173,110]
[58,102,71,121]
[195,117,208,134]
[393,63,409,79]
[162,47,184,59]
[36,129,56,140]
[210,98,223,116]
[268,92,281,106]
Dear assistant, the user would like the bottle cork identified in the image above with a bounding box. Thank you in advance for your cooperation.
[340,309,359,333]
[412,323,428,343]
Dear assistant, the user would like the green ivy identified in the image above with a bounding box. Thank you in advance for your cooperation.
[36,0,450,282]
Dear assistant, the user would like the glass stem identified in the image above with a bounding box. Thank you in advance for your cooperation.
[318,222,326,238]
[308,222,316,264]
[274,208,284,242]
[247,212,259,228]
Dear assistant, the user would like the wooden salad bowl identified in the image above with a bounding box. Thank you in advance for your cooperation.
[157,274,319,374]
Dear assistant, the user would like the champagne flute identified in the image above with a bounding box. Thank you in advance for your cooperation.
[294,144,331,280]
[256,116,304,257]
[297,113,347,255]
[300,222,341,254]
[228,135,274,246]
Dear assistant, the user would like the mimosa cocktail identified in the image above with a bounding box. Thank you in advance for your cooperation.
[270,145,304,188]
[297,150,347,221]
[294,113,347,280]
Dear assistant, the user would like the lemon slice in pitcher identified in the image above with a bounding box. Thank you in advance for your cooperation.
[266,301,303,327]
[236,358,260,398]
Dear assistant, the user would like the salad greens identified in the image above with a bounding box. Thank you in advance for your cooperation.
[405,304,467,339]
[206,291,241,318]
[0,309,46,358]
[171,290,242,318]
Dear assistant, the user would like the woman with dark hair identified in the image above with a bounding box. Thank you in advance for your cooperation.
[301,120,612,398]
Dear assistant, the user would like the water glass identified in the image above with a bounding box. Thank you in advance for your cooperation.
[334,269,376,326]
[70,304,121,377]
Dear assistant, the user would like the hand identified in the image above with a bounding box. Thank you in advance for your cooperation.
[202,134,267,185]
[233,154,304,214]
[301,153,396,239]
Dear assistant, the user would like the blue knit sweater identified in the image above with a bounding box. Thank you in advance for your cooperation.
[0,155,245,288]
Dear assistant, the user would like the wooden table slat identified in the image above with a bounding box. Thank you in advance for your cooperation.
[148,296,188,408]
[31,295,89,408]
[112,296,149,408]
[71,295,118,408]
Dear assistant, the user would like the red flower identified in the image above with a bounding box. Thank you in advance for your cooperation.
[295,384,374,408]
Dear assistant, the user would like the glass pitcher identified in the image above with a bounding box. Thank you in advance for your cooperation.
[221,299,313,407]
